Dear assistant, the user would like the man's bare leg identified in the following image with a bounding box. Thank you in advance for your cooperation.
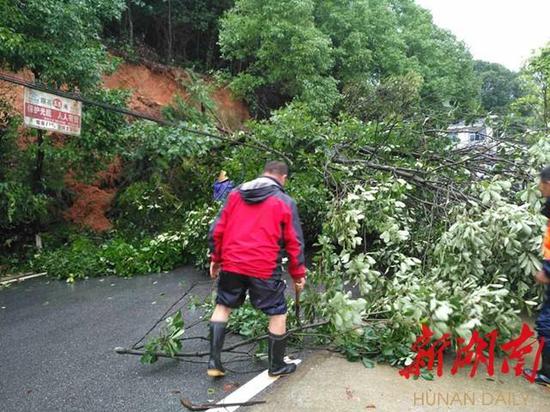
[268,314,287,335]
[211,304,232,322]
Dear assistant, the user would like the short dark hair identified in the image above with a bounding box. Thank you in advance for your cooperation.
[541,166,550,182]
[264,160,288,176]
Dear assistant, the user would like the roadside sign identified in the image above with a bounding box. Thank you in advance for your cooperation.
[23,88,82,136]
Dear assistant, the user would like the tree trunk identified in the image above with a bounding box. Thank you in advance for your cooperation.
[206,30,216,69]
[167,0,173,62]
[127,0,134,46]
[196,31,200,61]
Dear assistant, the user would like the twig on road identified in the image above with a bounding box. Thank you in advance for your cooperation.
[131,280,209,349]
[116,320,330,359]
[180,398,266,411]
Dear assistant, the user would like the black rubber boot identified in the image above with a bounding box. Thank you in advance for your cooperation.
[524,348,550,385]
[207,322,226,377]
[268,332,296,377]
[536,349,550,384]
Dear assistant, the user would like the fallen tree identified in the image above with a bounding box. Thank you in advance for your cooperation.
[115,107,550,370]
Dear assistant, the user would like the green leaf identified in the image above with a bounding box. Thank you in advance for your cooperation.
[361,357,375,368]
[420,370,434,381]
[140,353,157,365]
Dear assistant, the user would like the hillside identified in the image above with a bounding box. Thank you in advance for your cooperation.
[1,62,249,129]
[0,62,249,231]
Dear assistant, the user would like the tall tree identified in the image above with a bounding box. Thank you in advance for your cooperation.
[112,0,234,67]
[390,0,480,116]
[0,0,125,89]
[219,0,481,118]
[528,44,550,129]
[313,0,407,82]
[219,0,335,116]
[474,60,522,114]
[510,43,550,131]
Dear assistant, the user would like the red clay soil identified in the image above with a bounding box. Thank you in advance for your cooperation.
[63,157,123,232]
[103,63,186,119]
[103,62,249,129]
[63,183,116,232]
[2,64,250,131]
[0,69,36,149]
[0,69,33,115]
[213,87,250,131]
[15,127,36,150]
[94,155,123,188]
[1,63,250,232]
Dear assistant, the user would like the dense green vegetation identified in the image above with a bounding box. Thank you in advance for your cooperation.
[1,0,550,365]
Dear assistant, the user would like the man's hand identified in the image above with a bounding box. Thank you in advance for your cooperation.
[210,261,221,279]
[293,276,306,293]
[534,270,550,285]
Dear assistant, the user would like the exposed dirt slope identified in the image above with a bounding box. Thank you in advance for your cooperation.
[102,62,249,130]
[0,63,249,232]
[63,157,123,232]
[0,69,33,115]
[1,63,249,129]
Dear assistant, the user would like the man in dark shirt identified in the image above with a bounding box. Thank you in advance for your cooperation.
[212,170,234,202]
[207,160,306,377]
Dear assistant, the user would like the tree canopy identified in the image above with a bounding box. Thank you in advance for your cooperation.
[474,60,522,114]
[0,0,125,88]
[218,0,481,117]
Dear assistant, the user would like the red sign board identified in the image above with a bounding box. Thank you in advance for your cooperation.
[23,88,82,136]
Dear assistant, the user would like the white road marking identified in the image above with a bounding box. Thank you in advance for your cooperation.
[207,358,302,412]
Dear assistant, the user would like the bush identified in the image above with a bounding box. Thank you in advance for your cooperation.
[0,182,50,238]
[179,203,220,268]
[113,180,184,236]
[31,236,107,281]
[29,201,220,279]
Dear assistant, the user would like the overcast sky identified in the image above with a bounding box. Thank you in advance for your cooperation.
[415,0,550,71]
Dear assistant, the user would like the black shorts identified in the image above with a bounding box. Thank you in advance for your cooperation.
[215,271,287,315]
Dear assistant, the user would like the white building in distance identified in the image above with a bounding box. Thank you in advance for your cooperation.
[447,120,493,149]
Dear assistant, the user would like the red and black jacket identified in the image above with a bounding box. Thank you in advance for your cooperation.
[208,176,306,280]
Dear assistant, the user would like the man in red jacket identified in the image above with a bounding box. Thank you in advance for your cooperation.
[207,160,306,378]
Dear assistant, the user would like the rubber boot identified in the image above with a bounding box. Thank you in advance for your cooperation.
[207,322,226,377]
[268,332,296,377]
[524,348,550,385]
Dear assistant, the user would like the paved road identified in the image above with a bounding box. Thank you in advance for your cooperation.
[0,267,264,412]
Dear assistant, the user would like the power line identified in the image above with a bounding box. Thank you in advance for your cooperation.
[0,71,293,164]
[0,71,225,141]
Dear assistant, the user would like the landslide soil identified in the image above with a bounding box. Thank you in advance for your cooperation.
[0,63,249,231]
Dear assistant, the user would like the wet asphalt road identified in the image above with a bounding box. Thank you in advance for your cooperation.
[0,267,264,412]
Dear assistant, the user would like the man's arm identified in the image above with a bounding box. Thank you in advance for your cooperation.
[283,199,307,281]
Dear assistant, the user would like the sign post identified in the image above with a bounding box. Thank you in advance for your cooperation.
[23,88,82,136]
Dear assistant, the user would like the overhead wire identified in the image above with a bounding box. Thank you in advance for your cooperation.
[0,71,293,164]
[0,71,231,140]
